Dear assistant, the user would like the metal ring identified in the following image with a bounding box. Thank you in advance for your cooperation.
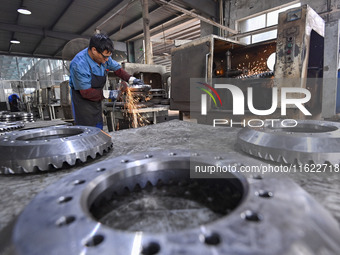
[12,150,340,254]
[237,120,340,165]
[0,125,112,174]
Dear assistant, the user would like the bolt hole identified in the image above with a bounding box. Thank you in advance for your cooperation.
[55,215,76,227]
[169,152,177,156]
[256,190,273,198]
[121,159,129,163]
[203,232,221,245]
[84,234,105,247]
[73,180,86,185]
[241,210,262,222]
[141,242,161,255]
[58,196,72,204]
[96,167,106,172]
[251,174,262,180]
[145,154,153,158]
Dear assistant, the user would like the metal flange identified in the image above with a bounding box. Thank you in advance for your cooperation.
[0,125,112,174]
[12,150,340,254]
[237,120,340,165]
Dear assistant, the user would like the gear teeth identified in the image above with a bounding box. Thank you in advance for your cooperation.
[133,183,142,192]
[66,158,76,166]
[144,181,154,189]
[88,152,97,159]
[78,155,88,163]
[21,166,30,174]
[276,155,288,164]
[1,167,14,174]
[51,162,63,169]
[264,154,274,161]
[257,151,263,158]
[294,158,302,166]
[0,126,112,174]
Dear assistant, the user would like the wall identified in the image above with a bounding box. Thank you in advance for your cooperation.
[225,0,339,30]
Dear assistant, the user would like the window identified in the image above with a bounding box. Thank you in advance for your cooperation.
[236,2,301,44]
[24,88,35,94]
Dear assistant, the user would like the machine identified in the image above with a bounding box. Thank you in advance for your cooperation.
[104,63,171,131]
[170,5,325,124]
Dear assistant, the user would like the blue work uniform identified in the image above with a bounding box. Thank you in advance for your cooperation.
[8,94,20,112]
[69,48,121,129]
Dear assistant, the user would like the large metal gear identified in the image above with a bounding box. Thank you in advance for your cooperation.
[12,150,340,255]
[237,120,340,165]
[0,121,24,132]
[0,125,112,174]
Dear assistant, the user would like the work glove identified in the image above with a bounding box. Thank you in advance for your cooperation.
[133,79,144,85]
[128,77,144,85]
[109,90,121,102]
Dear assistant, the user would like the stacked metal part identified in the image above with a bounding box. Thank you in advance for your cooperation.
[0,125,113,174]
[0,111,34,122]
[10,150,340,254]
[237,120,340,165]
[0,112,21,122]
[19,112,34,122]
[0,111,25,133]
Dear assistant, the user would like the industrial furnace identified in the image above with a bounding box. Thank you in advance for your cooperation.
[170,4,325,124]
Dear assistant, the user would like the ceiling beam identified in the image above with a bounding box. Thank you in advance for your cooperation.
[126,13,188,41]
[95,0,139,32]
[121,13,185,42]
[80,0,137,34]
[0,22,88,41]
[154,0,238,35]
[107,3,166,37]
[180,0,217,19]
[52,0,138,58]
[32,0,76,55]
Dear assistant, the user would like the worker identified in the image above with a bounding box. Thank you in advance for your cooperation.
[69,33,143,129]
[8,93,21,112]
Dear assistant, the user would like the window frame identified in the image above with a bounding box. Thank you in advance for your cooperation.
[235,1,301,44]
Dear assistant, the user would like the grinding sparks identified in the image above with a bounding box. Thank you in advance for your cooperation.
[237,59,268,78]
[237,50,272,78]
[123,88,150,128]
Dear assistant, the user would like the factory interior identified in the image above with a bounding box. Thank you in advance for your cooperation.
[1,0,340,254]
